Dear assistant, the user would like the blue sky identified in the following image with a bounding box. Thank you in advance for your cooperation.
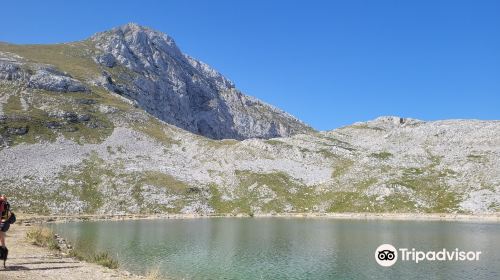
[1,0,499,130]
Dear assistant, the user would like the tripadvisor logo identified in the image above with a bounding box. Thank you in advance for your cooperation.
[375,244,482,267]
[375,244,398,267]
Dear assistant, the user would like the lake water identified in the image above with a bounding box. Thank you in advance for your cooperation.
[50,218,500,280]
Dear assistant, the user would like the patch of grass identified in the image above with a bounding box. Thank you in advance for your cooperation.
[201,137,240,149]
[467,154,487,163]
[370,151,392,160]
[0,41,102,81]
[349,124,383,131]
[58,153,195,214]
[208,183,243,214]
[126,170,194,214]
[91,251,119,269]
[235,171,319,213]
[317,135,356,151]
[68,248,86,261]
[59,152,108,213]
[131,118,180,147]
[26,226,60,250]
[388,162,461,213]
[210,171,382,214]
[0,87,115,146]
[331,158,354,178]
[318,148,336,159]
[0,103,58,145]
[69,249,119,269]
[4,94,23,113]
[60,112,114,145]
[137,171,190,194]
[403,167,425,176]
[326,191,375,212]
[208,172,300,214]
[324,189,419,213]
[265,139,282,145]
[489,202,499,212]
[355,178,378,190]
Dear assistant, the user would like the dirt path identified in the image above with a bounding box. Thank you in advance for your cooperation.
[0,224,143,280]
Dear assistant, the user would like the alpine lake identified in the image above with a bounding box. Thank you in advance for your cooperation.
[49,217,500,280]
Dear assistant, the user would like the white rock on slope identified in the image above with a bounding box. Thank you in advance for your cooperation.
[0,58,87,92]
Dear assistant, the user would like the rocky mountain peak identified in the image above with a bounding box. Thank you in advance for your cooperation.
[89,23,311,140]
[91,23,182,72]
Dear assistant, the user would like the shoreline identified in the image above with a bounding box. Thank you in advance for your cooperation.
[2,224,145,279]
[18,212,500,224]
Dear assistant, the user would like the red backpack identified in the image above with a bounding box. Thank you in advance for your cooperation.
[0,198,8,219]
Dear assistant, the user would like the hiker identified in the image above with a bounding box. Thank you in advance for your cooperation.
[0,194,14,248]
[0,194,15,267]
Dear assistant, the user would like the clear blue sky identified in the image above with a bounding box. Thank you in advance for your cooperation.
[1,0,499,130]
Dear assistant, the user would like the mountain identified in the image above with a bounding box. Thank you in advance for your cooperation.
[92,23,312,140]
[0,24,498,215]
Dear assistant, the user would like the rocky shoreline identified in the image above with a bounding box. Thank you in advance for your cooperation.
[18,212,500,224]
[1,224,146,279]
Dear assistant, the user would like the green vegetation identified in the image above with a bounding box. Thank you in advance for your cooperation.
[316,135,356,151]
[318,148,336,159]
[265,139,282,145]
[26,225,119,269]
[202,138,239,149]
[59,152,108,213]
[128,170,195,213]
[56,150,199,214]
[204,158,460,214]
[69,249,119,269]
[130,118,180,147]
[331,158,354,178]
[1,90,57,145]
[208,171,310,214]
[207,169,402,214]
[489,202,499,212]
[4,94,23,112]
[326,192,375,212]
[348,124,383,131]
[135,171,190,194]
[370,151,393,160]
[467,154,487,163]
[387,157,460,212]
[208,183,240,214]
[91,252,120,269]
[0,88,115,146]
[0,41,102,81]
[26,226,60,250]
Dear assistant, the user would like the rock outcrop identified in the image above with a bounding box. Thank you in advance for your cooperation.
[0,58,87,92]
[28,66,88,92]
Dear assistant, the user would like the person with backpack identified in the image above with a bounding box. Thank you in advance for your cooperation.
[0,194,15,267]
